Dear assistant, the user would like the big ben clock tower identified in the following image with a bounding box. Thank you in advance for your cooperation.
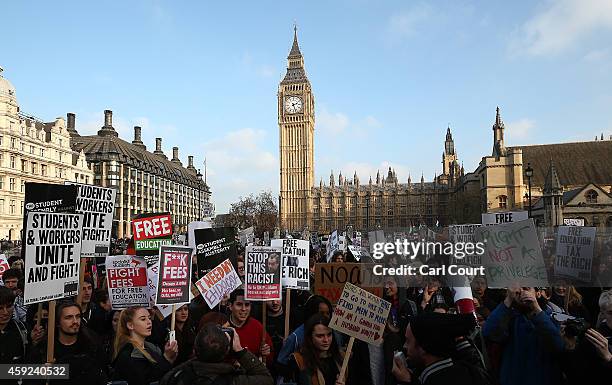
[279,27,315,232]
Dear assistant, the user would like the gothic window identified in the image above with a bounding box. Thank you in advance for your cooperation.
[585,190,598,204]
[498,195,507,209]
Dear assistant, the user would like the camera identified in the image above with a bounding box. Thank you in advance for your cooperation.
[564,318,589,338]
[221,327,234,345]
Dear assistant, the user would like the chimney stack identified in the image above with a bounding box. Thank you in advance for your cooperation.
[66,113,79,137]
[154,137,166,158]
[97,109,118,137]
[171,147,182,165]
[132,126,146,150]
[187,155,196,172]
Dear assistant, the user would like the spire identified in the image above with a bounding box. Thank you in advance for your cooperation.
[339,171,343,185]
[282,25,307,84]
[492,106,506,158]
[330,170,335,187]
[544,159,562,195]
[354,171,359,185]
[369,175,372,185]
[320,178,323,188]
[376,170,380,184]
[408,173,412,185]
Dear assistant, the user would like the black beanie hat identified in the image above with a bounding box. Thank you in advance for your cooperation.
[409,313,477,357]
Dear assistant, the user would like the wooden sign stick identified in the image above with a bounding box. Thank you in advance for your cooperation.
[46,300,56,364]
[76,258,87,307]
[284,288,291,339]
[339,336,355,381]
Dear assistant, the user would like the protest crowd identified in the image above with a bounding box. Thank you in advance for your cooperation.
[0,183,611,385]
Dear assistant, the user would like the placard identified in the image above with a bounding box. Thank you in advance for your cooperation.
[554,226,596,282]
[481,211,528,225]
[563,218,585,227]
[106,255,149,309]
[0,254,9,285]
[326,230,339,262]
[475,219,548,287]
[315,263,384,304]
[449,224,482,266]
[195,259,242,309]
[155,246,193,305]
[23,212,84,305]
[146,259,173,318]
[244,246,282,301]
[239,227,255,246]
[194,227,237,276]
[330,282,391,345]
[271,239,310,290]
[66,182,116,257]
[132,213,173,260]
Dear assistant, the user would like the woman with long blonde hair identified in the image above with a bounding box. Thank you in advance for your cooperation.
[111,306,178,385]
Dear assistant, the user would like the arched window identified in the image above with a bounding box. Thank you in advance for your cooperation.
[498,195,507,209]
[585,190,598,203]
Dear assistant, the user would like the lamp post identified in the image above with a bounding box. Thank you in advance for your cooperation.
[525,162,534,218]
[196,169,203,221]
[365,193,370,231]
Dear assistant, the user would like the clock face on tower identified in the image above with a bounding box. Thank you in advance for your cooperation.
[284,96,303,114]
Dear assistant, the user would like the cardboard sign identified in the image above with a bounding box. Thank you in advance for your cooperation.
[315,263,384,304]
[563,218,585,227]
[475,219,548,288]
[244,246,282,301]
[106,255,149,309]
[481,211,529,225]
[239,227,255,246]
[195,259,242,309]
[449,224,482,266]
[194,227,237,276]
[326,230,339,262]
[146,259,173,318]
[155,246,193,305]
[347,245,362,261]
[330,282,391,345]
[23,212,84,305]
[22,182,78,259]
[271,239,310,290]
[0,254,9,285]
[132,213,173,257]
[554,226,596,282]
[66,182,116,257]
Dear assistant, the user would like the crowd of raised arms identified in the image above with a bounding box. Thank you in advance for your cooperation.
[0,239,611,385]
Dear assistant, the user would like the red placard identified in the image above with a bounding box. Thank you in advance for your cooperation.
[132,214,172,241]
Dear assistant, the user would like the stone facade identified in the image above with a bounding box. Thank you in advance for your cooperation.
[0,67,93,240]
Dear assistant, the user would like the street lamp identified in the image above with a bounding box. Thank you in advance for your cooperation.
[525,162,534,218]
[365,193,371,231]
[197,169,203,221]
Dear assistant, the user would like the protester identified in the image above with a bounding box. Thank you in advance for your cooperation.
[160,323,274,385]
[391,312,491,385]
[416,278,453,313]
[277,295,333,366]
[264,300,286,358]
[0,287,27,365]
[331,251,344,263]
[79,277,108,335]
[290,314,345,385]
[94,288,112,312]
[172,303,197,365]
[483,285,564,385]
[227,290,274,364]
[550,284,591,322]
[1,268,27,322]
[102,310,120,365]
[198,311,230,331]
[28,301,108,385]
[112,306,178,385]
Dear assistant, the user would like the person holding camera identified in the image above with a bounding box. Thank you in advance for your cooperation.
[482,285,564,385]
[160,323,273,385]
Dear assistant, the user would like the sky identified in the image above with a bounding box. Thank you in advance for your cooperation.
[3,0,612,213]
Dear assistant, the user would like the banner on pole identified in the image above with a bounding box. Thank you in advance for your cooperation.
[155,246,193,305]
[326,230,339,262]
[330,282,391,346]
[146,259,173,318]
[244,246,282,301]
[23,212,84,305]
[132,213,173,264]
[271,239,310,290]
[475,219,548,288]
[195,259,242,309]
[554,226,596,282]
[106,255,149,309]
[0,254,9,285]
[194,227,237,276]
[67,182,116,257]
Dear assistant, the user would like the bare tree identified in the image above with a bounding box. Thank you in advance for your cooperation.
[228,191,278,238]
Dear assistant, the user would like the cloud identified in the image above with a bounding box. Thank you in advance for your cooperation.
[583,47,611,62]
[386,3,433,41]
[506,118,536,143]
[201,128,278,212]
[240,51,277,79]
[317,108,380,138]
[509,0,612,56]
[318,109,350,135]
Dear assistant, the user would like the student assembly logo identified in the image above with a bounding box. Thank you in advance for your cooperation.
[25,200,65,212]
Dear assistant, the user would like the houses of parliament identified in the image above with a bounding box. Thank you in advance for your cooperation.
[278,28,612,233]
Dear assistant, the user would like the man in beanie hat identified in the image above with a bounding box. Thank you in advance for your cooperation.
[160,323,273,385]
[392,312,492,385]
